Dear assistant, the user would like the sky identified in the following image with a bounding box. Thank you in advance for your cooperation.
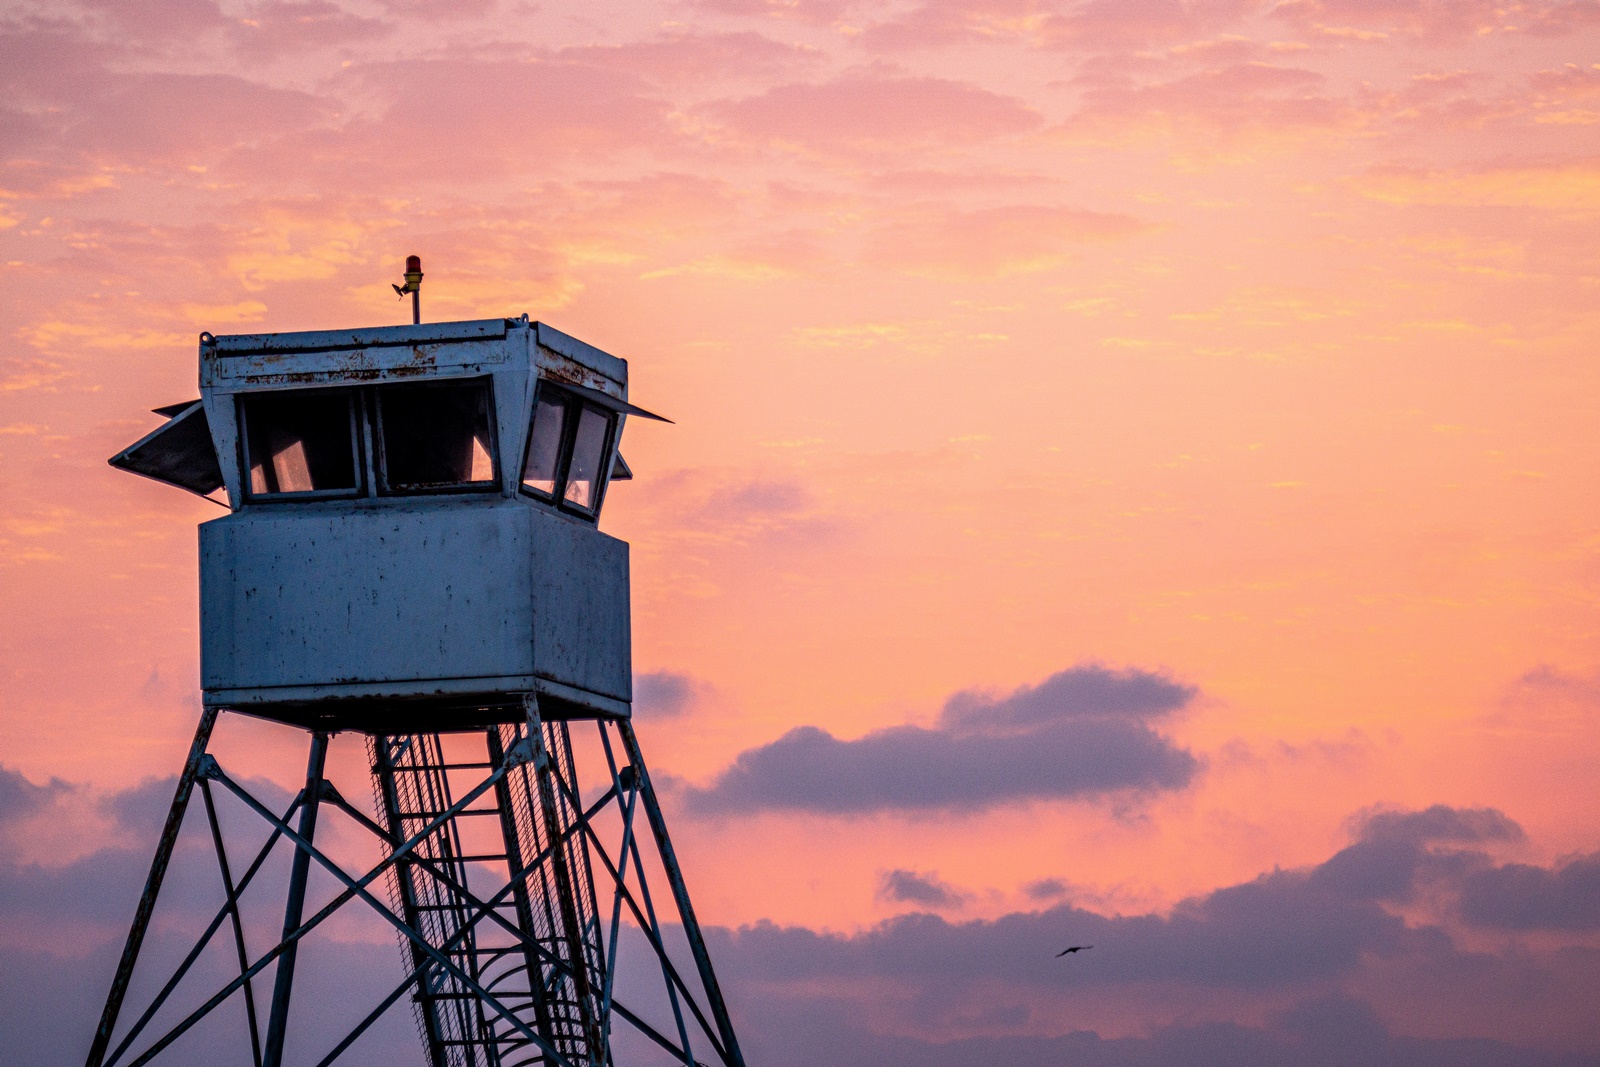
[2,0,1600,1063]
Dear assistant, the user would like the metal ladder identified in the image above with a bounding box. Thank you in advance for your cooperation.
[371,723,606,1067]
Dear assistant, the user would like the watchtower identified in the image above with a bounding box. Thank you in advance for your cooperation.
[89,308,744,1067]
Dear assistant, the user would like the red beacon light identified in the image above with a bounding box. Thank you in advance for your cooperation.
[392,254,424,324]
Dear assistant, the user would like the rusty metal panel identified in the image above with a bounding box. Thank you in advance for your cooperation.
[203,337,510,386]
[212,318,508,355]
[535,322,625,383]
[528,506,632,703]
[533,325,628,401]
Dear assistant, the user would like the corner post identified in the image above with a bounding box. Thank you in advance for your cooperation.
[262,730,331,1067]
[617,719,746,1067]
[85,705,221,1067]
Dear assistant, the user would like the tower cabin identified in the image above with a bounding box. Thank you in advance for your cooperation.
[109,316,663,733]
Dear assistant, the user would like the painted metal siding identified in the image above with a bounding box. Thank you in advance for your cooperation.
[528,505,632,703]
[199,498,630,710]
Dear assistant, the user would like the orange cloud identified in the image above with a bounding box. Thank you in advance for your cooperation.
[1354,160,1600,212]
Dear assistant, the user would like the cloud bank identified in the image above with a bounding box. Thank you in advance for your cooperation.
[684,665,1200,814]
[711,802,1600,1062]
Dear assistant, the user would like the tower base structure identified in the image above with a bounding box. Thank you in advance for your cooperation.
[84,700,744,1067]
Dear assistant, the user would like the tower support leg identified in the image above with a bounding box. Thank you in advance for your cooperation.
[263,731,330,1067]
[85,706,220,1067]
[617,720,746,1067]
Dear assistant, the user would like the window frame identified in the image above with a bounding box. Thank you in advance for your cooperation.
[371,376,502,497]
[237,377,508,505]
[518,382,618,521]
[238,386,366,503]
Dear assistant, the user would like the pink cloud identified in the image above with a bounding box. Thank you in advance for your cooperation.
[0,23,117,106]
[1063,61,1359,142]
[71,73,334,165]
[866,202,1149,275]
[702,72,1043,156]
[859,0,1062,49]
[33,0,390,58]
[346,56,669,153]
[1529,62,1600,101]
[685,0,856,25]
[862,0,1263,52]
[558,31,823,85]
[1526,61,1600,124]
[219,55,681,186]
[0,22,335,172]
[72,0,231,44]
[867,167,1068,194]
[370,0,498,17]
[232,0,390,58]
[1272,0,1600,42]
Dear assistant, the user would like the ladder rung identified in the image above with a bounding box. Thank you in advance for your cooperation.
[397,808,504,818]
[421,991,537,1002]
[395,851,509,864]
[434,1039,501,1046]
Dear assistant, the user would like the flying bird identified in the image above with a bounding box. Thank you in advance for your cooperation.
[1055,945,1093,957]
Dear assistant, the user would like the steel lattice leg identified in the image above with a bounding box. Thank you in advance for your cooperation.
[83,709,744,1067]
[263,731,330,1067]
[85,706,220,1067]
[617,720,746,1067]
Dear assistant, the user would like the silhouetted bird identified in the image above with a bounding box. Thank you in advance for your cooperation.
[1055,945,1093,956]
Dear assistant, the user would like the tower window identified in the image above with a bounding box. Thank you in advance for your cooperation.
[521,385,617,518]
[522,393,567,497]
[563,405,611,511]
[376,379,498,493]
[241,390,360,498]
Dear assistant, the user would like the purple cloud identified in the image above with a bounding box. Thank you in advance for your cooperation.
[1461,852,1600,931]
[879,869,969,908]
[634,670,704,718]
[683,665,1200,814]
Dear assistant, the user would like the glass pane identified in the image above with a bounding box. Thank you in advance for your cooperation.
[379,380,497,490]
[563,404,612,512]
[521,393,567,497]
[243,391,357,495]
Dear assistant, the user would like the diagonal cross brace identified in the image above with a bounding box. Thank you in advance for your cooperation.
[560,750,730,1066]
[104,791,302,1067]
[317,778,702,1065]
[115,748,528,1067]
[207,763,583,1067]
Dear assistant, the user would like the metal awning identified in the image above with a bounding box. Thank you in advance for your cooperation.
[109,402,224,496]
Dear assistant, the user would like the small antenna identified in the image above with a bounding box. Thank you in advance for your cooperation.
[392,255,424,325]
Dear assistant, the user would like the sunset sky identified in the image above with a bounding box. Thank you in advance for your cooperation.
[2,0,1600,1063]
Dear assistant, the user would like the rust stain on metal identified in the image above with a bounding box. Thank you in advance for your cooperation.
[538,356,614,396]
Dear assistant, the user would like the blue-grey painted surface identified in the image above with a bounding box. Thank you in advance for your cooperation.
[200,497,630,715]
[528,504,632,702]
